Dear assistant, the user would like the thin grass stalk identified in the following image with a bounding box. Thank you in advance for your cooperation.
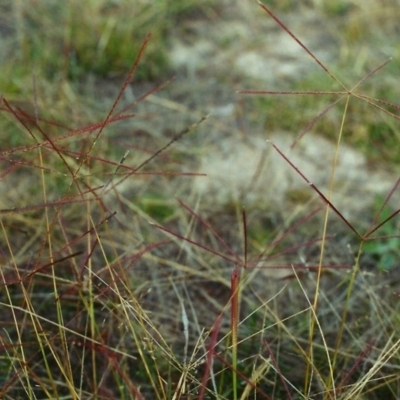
[322,94,351,397]
[94,218,170,399]
[198,314,222,400]
[0,220,34,398]
[331,243,364,383]
[87,235,98,396]
[214,352,272,399]
[23,295,57,398]
[121,296,166,400]
[39,141,79,397]
[263,339,293,399]
[75,33,152,173]
[231,266,240,400]
[258,2,346,90]
[305,94,351,398]
[343,335,400,400]
[96,222,169,399]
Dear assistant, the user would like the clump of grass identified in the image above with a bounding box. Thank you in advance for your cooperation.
[1,0,218,95]
[0,33,205,398]
[2,1,400,399]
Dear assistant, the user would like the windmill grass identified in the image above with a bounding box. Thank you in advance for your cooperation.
[1,1,400,399]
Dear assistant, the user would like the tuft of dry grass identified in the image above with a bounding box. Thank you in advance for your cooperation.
[1,1,400,399]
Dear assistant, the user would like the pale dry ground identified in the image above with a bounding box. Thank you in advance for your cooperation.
[168,2,398,215]
[2,2,397,218]
[116,1,400,293]
[103,2,400,228]
[193,131,397,219]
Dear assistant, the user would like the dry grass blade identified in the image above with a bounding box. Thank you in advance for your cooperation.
[2,1,400,398]
[268,141,361,239]
[257,2,345,88]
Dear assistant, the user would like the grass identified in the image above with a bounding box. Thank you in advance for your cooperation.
[1,0,217,87]
[1,1,400,399]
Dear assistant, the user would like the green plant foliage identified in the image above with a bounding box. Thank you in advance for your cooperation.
[139,194,175,221]
[1,0,217,88]
[19,2,170,81]
[363,198,400,271]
